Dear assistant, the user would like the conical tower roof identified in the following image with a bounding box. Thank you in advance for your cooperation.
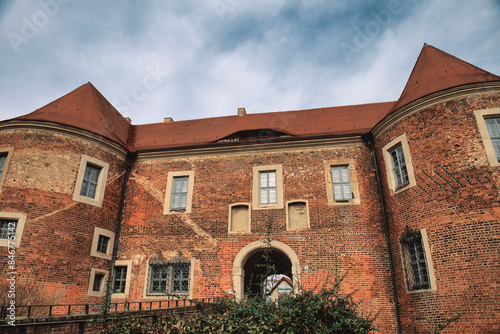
[389,44,500,113]
[15,83,131,148]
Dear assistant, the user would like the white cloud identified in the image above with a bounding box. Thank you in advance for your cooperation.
[0,0,499,124]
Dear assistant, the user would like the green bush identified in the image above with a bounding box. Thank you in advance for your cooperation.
[97,275,376,334]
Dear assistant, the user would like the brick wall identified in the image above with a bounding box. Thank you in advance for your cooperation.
[116,141,398,332]
[375,92,500,333]
[0,128,127,305]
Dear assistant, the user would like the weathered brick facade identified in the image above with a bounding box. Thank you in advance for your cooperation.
[0,45,499,333]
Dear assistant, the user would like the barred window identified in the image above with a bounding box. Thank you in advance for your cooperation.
[171,176,189,211]
[96,235,110,254]
[113,266,128,294]
[147,262,190,296]
[390,145,409,189]
[0,219,17,239]
[485,117,500,160]
[400,231,430,291]
[260,171,277,205]
[80,164,101,199]
[331,165,353,201]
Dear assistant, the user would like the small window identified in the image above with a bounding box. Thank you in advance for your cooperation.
[0,147,14,193]
[0,153,7,179]
[400,229,436,292]
[382,134,416,192]
[331,166,353,201]
[96,235,110,254]
[0,219,16,240]
[93,274,105,292]
[80,164,101,199]
[73,155,109,207]
[0,212,27,248]
[113,266,128,294]
[147,262,191,296]
[90,227,115,260]
[390,145,409,189]
[171,176,189,211]
[252,165,283,210]
[474,109,500,166]
[485,117,500,160]
[88,268,108,297]
[111,260,132,298]
[164,171,195,214]
[260,171,277,205]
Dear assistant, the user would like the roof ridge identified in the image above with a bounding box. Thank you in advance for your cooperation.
[134,100,398,127]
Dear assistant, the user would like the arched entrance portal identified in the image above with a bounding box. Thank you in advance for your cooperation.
[232,240,301,300]
[243,249,292,297]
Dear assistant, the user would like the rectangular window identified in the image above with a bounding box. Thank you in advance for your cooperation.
[0,219,16,239]
[259,171,277,205]
[0,212,26,248]
[390,145,409,189]
[0,147,14,193]
[113,266,128,294]
[93,273,105,292]
[485,117,500,160]
[80,164,101,199]
[96,235,110,254]
[400,231,430,291]
[147,262,190,296]
[331,166,353,201]
[0,153,7,180]
[88,268,108,297]
[171,176,189,211]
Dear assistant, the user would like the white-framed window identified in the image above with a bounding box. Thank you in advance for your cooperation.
[88,268,109,297]
[0,147,14,193]
[164,171,195,214]
[145,260,193,298]
[324,160,359,206]
[0,211,27,248]
[382,134,416,193]
[90,227,115,260]
[260,171,277,205]
[111,260,133,299]
[73,155,109,207]
[331,165,353,201]
[474,108,500,167]
[389,145,409,189]
[252,165,284,210]
[399,229,436,293]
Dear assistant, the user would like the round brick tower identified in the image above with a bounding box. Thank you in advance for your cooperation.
[372,45,500,333]
[0,83,130,305]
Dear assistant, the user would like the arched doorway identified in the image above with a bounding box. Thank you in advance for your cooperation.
[243,248,292,297]
[232,240,300,300]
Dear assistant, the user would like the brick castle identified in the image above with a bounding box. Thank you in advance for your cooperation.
[1,45,499,333]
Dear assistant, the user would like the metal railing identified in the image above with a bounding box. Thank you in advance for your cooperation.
[0,298,221,321]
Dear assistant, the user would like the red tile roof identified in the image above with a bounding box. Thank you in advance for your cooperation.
[389,44,500,113]
[14,83,131,148]
[131,102,395,150]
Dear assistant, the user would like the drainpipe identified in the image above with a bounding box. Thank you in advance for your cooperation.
[105,151,136,314]
[362,133,402,334]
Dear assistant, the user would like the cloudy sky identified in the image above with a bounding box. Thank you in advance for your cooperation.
[1,0,499,125]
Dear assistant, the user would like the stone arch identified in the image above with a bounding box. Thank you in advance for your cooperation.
[232,239,301,300]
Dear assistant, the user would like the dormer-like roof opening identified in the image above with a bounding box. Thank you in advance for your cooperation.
[217,129,291,143]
